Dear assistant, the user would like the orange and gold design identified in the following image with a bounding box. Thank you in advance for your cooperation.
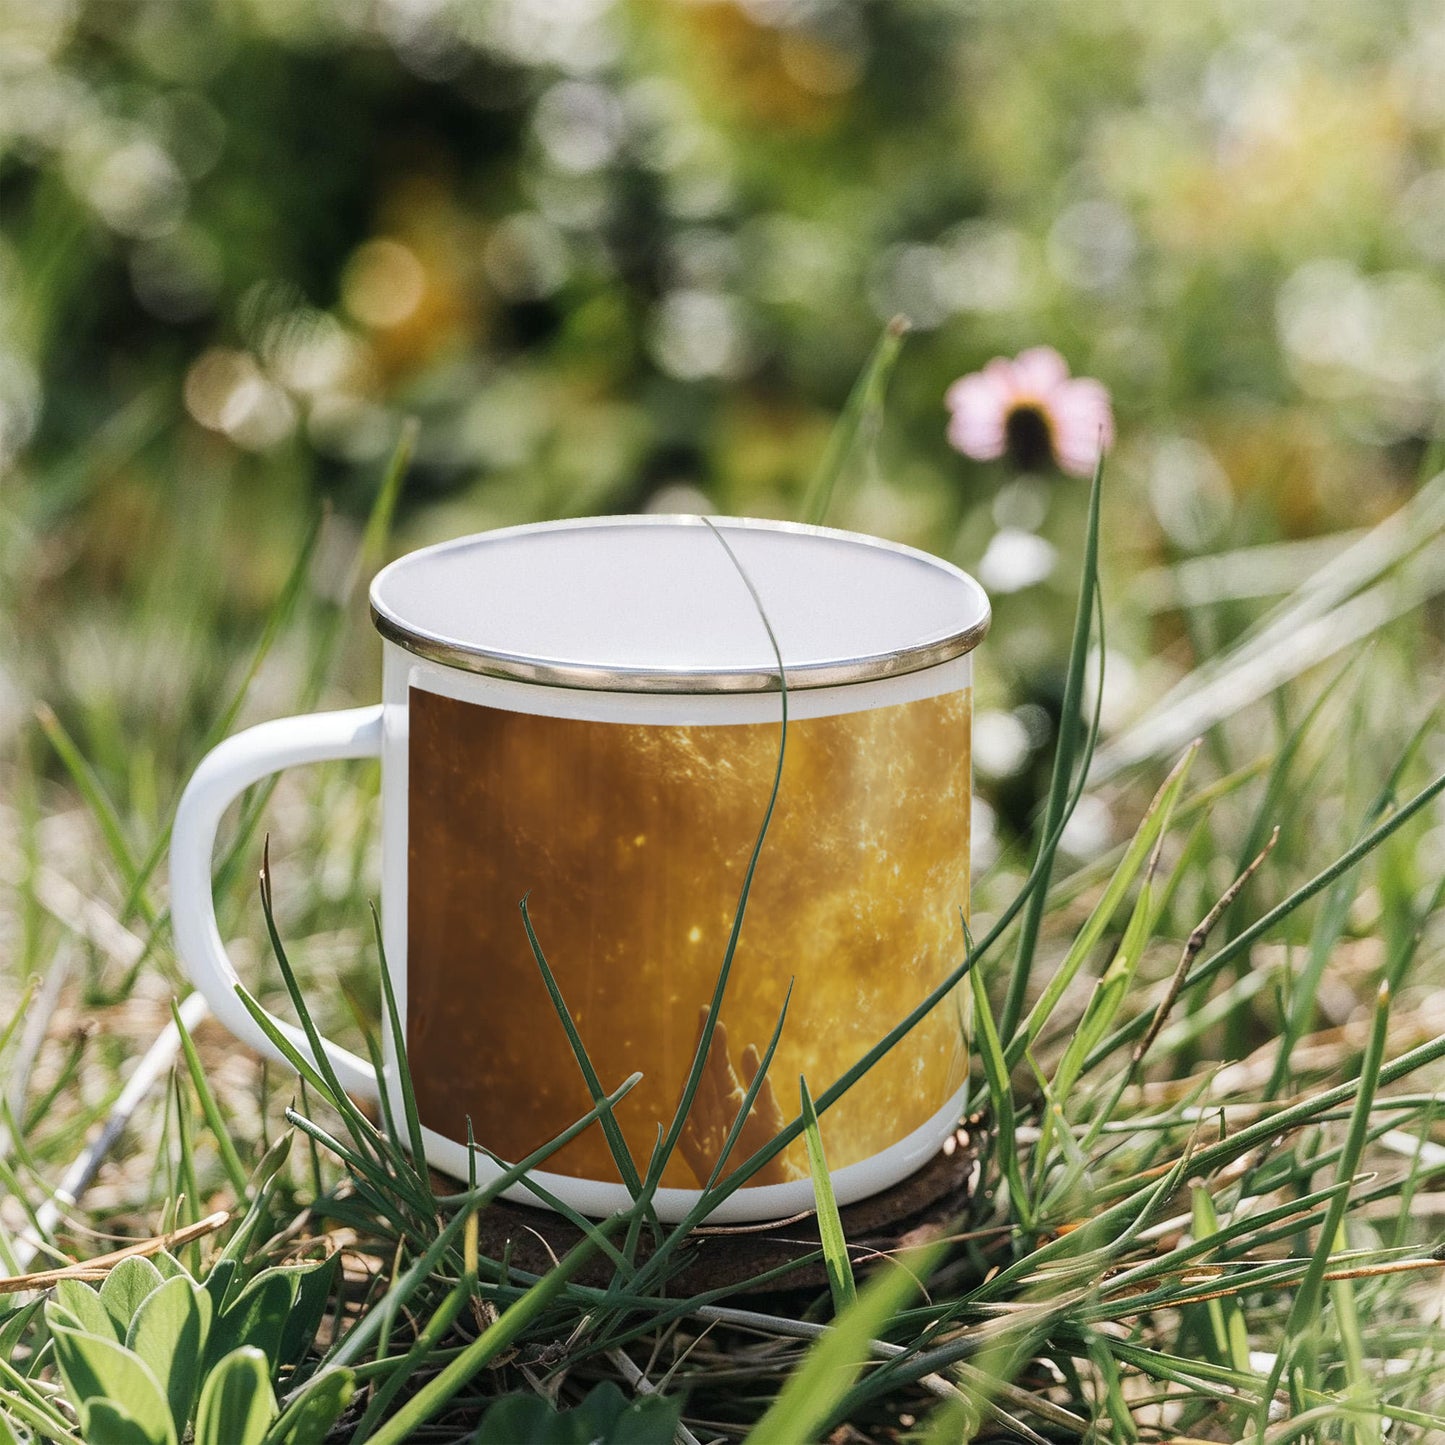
[406,686,972,1190]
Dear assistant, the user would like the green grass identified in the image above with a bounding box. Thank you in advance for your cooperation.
[4,432,1445,1441]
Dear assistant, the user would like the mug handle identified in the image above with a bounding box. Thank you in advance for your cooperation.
[170,705,385,1100]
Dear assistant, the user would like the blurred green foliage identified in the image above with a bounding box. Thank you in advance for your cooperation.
[4,0,1444,830]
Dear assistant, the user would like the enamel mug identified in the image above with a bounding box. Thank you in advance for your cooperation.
[170,516,991,1222]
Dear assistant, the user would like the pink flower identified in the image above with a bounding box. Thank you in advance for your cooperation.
[945,346,1113,478]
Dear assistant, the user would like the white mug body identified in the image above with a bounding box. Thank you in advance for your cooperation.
[378,645,974,1223]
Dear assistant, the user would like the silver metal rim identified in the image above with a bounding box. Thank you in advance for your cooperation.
[369,514,991,694]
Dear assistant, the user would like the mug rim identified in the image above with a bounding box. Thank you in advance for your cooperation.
[370,513,991,695]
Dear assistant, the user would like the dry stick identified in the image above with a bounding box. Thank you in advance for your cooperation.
[693,1210,815,1237]
[1128,828,1281,1077]
[0,1212,231,1295]
[10,991,211,1273]
[608,1349,704,1445]
[1132,1254,1445,1314]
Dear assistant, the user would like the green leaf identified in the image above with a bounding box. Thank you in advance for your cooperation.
[1000,451,1105,1041]
[50,1320,177,1445]
[473,1383,681,1445]
[802,315,908,526]
[743,1244,944,1445]
[149,1251,188,1281]
[51,1278,117,1341]
[206,1271,295,1376]
[0,1300,42,1365]
[607,1394,685,1445]
[970,960,1028,1226]
[194,1347,278,1445]
[264,1367,355,1445]
[99,1257,166,1334]
[202,1259,239,1316]
[84,1399,165,1445]
[798,1075,855,1314]
[276,1257,338,1368]
[126,1274,213,1435]
[474,1394,574,1445]
[173,999,251,1199]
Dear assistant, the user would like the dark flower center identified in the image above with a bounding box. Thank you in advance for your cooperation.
[1004,402,1054,472]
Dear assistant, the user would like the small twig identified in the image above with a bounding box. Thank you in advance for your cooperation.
[693,1210,816,1236]
[1129,1253,1445,1313]
[1129,828,1280,1074]
[0,1211,231,1294]
[609,1349,703,1445]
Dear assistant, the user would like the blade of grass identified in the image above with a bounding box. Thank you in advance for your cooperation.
[704,980,793,1190]
[474,1143,634,1276]
[255,857,395,1175]
[366,903,434,1210]
[34,702,156,927]
[1001,452,1105,1041]
[172,999,249,1199]
[801,317,908,526]
[120,510,325,924]
[1256,980,1392,1433]
[519,895,645,1202]
[1219,650,1358,943]
[346,1214,479,1442]
[969,954,1028,1230]
[348,417,417,598]
[1265,708,1434,1097]
[363,1223,615,1445]
[1008,742,1197,1067]
[1190,1186,1254,1377]
[170,1070,202,1271]
[798,1075,855,1316]
[741,1242,944,1445]
[629,518,789,1235]
[1039,826,1175,1171]
[319,1069,641,1374]
[1084,762,1445,1073]
[1092,469,1445,780]
[1129,827,1277,1080]
[1327,1217,1379,1445]
[340,981,404,1155]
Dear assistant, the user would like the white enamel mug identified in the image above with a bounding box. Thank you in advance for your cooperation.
[170,516,990,1223]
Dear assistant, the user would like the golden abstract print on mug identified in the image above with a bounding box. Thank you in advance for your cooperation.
[406,686,972,1190]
